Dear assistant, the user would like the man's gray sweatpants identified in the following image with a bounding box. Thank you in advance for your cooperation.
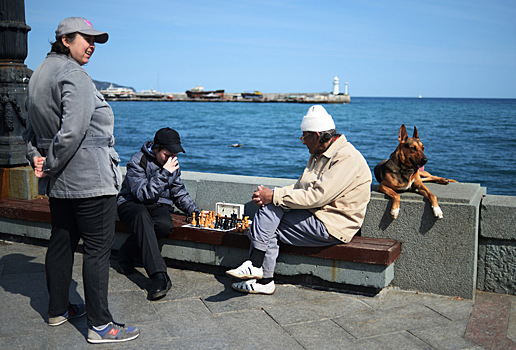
[248,203,341,278]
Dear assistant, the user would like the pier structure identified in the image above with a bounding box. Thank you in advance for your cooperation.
[99,76,352,103]
[102,91,352,103]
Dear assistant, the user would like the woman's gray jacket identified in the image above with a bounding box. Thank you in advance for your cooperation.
[23,53,122,198]
[117,141,199,215]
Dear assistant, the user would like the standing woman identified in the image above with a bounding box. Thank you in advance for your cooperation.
[23,17,139,344]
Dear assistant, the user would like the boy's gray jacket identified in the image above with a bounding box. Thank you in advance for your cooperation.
[117,140,199,215]
[23,52,122,198]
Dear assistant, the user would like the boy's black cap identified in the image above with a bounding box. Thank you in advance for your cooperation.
[153,127,185,154]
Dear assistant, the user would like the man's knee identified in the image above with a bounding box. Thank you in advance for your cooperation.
[154,215,173,239]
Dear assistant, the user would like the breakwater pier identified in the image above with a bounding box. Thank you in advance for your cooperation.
[99,76,351,103]
[102,91,352,104]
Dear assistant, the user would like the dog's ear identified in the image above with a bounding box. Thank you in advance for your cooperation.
[398,124,408,143]
[413,126,419,139]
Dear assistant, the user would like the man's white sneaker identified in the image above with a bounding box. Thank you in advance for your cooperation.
[226,260,263,280]
[232,279,275,295]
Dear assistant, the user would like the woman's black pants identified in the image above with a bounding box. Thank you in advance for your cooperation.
[47,195,116,327]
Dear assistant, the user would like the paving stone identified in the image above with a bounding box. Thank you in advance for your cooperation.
[0,273,48,325]
[370,289,475,323]
[46,321,90,349]
[0,316,47,338]
[121,320,178,349]
[0,251,45,274]
[107,289,159,323]
[360,288,474,320]
[154,298,302,348]
[421,296,474,322]
[409,321,483,349]
[162,275,229,302]
[464,291,516,349]
[264,296,365,326]
[202,282,308,315]
[508,294,516,343]
[206,308,303,349]
[283,318,356,349]
[108,266,150,293]
[167,266,222,283]
[352,331,434,350]
[0,291,47,323]
[333,302,452,339]
[154,298,222,338]
[0,331,49,350]
[1,239,515,349]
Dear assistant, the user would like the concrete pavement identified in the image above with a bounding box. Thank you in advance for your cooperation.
[0,237,515,349]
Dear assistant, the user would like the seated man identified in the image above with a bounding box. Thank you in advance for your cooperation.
[226,105,372,294]
[117,127,199,300]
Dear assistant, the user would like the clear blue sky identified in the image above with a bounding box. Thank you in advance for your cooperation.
[24,0,515,98]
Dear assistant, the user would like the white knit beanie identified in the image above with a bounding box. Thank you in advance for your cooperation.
[300,105,336,132]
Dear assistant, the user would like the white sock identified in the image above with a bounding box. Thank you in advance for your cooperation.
[92,323,110,331]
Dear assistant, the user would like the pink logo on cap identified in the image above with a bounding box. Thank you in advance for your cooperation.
[84,19,92,26]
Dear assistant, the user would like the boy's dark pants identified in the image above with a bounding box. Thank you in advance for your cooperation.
[117,201,173,277]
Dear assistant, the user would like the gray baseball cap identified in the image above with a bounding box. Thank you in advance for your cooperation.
[55,17,108,43]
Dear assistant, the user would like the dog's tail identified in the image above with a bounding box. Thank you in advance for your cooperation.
[374,159,389,183]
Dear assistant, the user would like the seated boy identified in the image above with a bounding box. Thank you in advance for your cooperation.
[117,127,199,300]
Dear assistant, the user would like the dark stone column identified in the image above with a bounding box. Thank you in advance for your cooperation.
[0,0,32,166]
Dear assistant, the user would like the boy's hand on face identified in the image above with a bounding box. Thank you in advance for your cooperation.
[163,156,179,173]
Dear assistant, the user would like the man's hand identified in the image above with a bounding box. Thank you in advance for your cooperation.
[163,156,179,173]
[252,185,273,207]
[33,156,47,178]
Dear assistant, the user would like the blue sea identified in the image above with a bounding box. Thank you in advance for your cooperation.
[111,98,516,196]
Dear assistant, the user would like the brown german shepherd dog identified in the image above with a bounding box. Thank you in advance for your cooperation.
[374,124,456,219]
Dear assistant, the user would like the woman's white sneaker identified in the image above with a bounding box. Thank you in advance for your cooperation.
[226,260,263,280]
[232,279,275,295]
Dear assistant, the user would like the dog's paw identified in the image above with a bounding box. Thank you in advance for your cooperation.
[390,208,400,219]
[432,206,443,219]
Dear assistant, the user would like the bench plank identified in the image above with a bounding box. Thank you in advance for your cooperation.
[169,214,400,265]
[0,198,401,266]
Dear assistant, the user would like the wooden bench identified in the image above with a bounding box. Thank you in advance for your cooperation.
[0,197,401,292]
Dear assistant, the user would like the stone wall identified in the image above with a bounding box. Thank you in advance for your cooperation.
[2,166,514,298]
[478,195,516,295]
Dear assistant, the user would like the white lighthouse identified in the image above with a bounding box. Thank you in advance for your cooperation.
[344,81,348,95]
[333,76,339,95]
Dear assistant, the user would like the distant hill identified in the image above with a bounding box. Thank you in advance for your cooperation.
[93,80,135,91]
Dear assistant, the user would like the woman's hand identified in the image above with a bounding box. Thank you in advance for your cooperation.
[252,185,273,207]
[33,156,47,178]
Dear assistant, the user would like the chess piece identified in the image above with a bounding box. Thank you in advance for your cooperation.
[191,212,197,227]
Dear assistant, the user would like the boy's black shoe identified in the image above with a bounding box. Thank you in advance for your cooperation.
[148,272,171,300]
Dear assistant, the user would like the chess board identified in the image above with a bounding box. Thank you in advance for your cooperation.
[181,223,241,232]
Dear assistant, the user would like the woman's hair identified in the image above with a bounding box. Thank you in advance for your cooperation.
[50,32,78,55]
